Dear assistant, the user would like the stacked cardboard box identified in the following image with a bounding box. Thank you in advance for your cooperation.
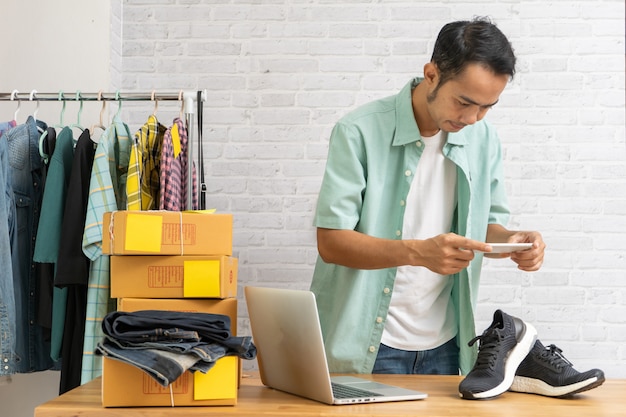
[101,210,239,407]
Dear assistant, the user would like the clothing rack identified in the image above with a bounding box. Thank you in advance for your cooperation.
[0,90,207,210]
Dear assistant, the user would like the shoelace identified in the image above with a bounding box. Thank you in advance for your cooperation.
[539,344,573,370]
[467,326,503,370]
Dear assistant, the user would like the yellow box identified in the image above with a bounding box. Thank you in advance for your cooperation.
[102,210,233,256]
[102,356,238,407]
[103,297,239,407]
[110,255,237,299]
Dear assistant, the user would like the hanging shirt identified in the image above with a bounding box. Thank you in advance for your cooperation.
[81,115,131,384]
[0,120,18,378]
[33,126,74,362]
[3,116,57,374]
[159,118,198,211]
[34,126,57,332]
[126,114,165,210]
[55,130,97,394]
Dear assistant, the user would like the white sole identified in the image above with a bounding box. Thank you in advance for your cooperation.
[467,322,538,399]
[510,375,600,397]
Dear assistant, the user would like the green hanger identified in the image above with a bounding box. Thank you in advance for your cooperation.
[69,91,84,132]
[114,90,122,119]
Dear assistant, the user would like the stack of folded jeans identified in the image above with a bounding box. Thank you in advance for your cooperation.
[95,309,256,387]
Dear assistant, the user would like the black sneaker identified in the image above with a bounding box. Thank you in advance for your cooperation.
[510,340,605,397]
[459,309,537,400]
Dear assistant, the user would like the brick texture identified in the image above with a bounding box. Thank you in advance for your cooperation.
[116,0,626,377]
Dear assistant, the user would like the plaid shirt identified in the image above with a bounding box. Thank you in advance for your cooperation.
[159,118,198,211]
[81,115,131,383]
[126,115,165,210]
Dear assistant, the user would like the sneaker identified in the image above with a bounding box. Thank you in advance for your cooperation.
[459,309,537,400]
[510,340,605,397]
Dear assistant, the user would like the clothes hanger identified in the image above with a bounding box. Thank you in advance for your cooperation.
[30,90,44,134]
[69,91,85,132]
[38,91,66,162]
[88,91,107,142]
[89,90,107,134]
[11,89,20,122]
[114,90,122,120]
[30,90,39,120]
[151,90,158,117]
[178,90,184,121]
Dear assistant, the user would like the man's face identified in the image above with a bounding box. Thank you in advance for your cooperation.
[426,63,509,133]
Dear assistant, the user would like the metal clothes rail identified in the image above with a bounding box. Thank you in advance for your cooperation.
[0,90,207,210]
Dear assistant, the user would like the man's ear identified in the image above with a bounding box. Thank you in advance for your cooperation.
[423,62,439,86]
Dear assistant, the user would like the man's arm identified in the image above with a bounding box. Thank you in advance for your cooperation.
[317,228,492,276]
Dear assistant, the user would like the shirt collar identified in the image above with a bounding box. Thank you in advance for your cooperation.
[392,77,469,147]
[392,78,421,147]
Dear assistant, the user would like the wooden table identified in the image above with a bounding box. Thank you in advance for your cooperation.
[35,372,625,417]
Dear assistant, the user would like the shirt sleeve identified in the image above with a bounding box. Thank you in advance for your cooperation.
[314,121,368,231]
[487,130,510,226]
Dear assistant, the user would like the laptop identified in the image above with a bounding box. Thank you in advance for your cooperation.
[244,286,428,405]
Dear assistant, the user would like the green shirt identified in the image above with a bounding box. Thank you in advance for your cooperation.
[311,78,510,375]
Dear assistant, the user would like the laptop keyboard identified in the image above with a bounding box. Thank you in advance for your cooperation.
[331,382,384,399]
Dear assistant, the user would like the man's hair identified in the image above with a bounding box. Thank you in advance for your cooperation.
[431,17,516,88]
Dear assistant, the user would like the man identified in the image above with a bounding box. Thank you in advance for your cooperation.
[310,17,546,376]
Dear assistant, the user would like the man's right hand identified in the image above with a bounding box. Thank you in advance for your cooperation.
[405,233,491,275]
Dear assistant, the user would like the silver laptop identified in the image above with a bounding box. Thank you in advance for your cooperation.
[244,286,428,405]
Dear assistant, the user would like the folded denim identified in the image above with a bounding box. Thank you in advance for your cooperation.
[102,310,230,344]
[96,339,240,386]
[97,310,256,386]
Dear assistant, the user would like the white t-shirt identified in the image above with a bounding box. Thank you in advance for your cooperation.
[381,131,458,351]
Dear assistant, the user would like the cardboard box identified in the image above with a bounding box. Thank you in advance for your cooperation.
[102,210,233,256]
[103,297,240,407]
[110,255,238,299]
[102,356,238,407]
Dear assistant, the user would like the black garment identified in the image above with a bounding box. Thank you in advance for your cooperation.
[56,130,95,286]
[36,127,57,332]
[57,130,96,394]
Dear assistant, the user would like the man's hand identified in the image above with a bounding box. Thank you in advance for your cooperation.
[406,233,491,275]
[485,225,546,271]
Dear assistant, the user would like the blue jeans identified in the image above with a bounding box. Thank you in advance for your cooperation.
[97,310,257,386]
[372,337,460,375]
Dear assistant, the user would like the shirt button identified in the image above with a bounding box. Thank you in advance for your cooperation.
[383,288,390,294]
[400,200,405,206]
[376,317,383,323]
[369,346,376,353]
[395,230,401,237]
[416,141,423,147]
[404,170,412,177]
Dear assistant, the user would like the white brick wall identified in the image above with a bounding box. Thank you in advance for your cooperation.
[118,0,626,377]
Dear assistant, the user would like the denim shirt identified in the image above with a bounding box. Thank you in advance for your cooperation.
[311,78,510,375]
[0,121,17,375]
[2,117,57,375]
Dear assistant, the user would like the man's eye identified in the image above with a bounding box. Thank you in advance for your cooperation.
[458,101,470,107]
